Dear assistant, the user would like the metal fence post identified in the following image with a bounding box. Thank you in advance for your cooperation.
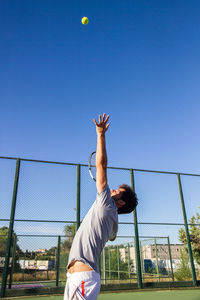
[99,254,102,279]
[56,236,61,287]
[103,248,106,285]
[117,245,120,283]
[1,159,20,298]
[76,164,81,231]
[177,174,197,286]
[130,169,143,289]
[127,243,131,282]
[8,235,17,289]
[139,241,144,280]
[154,238,160,282]
[167,236,174,282]
[108,247,111,280]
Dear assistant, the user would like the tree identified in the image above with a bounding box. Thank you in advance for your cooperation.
[62,223,76,251]
[60,223,77,280]
[174,248,192,281]
[0,226,9,256]
[0,226,21,257]
[0,226,22,272]
[104,245,131,280]
[46,247,57,256]
[179,211,200,265]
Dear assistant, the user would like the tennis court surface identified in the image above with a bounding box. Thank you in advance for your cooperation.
[4,289,200,300]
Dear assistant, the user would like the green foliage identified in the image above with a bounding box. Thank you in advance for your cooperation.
[59,222,76,278]
[0,226,23,258]
[104,246,132,280]
[179,211,200,265]
[59,223,76,280]
[46,246,57,256]
[60,251,69,280]
[147,267,156,274]
[174,249,192,281]
[0,226,23,273]
[61,223,76,252]
[36,255,54,260]
[0,226,11,256]
[147,266,168,275]
[32,246,58,261]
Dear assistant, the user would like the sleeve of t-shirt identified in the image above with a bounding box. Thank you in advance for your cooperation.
[96,184,111,206]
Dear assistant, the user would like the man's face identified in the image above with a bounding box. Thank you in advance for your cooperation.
[111,188,126,208]
[110,188,124,199]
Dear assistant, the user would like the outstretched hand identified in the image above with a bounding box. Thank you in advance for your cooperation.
[93,113,110,135]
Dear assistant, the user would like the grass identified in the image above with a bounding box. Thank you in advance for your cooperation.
[3,288,200,300]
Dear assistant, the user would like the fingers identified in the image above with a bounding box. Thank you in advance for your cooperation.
[99,114,110,124]
[105,123,110,131]
[102,113,109,123]
[93,118,98,126]
[105,114,109,124]
[94,114,110,126]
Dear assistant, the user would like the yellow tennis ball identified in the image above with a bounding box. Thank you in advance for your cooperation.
[82,17,89,25]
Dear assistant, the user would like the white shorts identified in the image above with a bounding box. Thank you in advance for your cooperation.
[63,270,101,300]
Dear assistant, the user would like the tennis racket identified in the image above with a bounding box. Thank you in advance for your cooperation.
[88,151,96,182]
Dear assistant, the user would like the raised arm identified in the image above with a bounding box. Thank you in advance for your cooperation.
[93,113,110,193]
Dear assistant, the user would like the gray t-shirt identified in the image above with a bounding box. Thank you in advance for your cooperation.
[67,184,118,273]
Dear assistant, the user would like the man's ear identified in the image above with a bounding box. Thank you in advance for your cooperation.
[121,199,126,206]
[118,199,126,207]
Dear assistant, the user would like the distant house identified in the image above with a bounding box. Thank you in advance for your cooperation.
[35,248,47,254]
[120,244,184,261]
[119,244,185,271]
[18,259,55,270]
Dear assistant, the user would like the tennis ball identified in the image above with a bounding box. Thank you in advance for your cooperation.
[82,17,89,25]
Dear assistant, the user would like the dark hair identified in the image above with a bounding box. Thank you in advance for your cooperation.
[117,184,138,214]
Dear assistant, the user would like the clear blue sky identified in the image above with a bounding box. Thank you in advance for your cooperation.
[1,0,200,251]
[1,0,200,172]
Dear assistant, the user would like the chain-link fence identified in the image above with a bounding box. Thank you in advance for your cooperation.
[0,156,200,297]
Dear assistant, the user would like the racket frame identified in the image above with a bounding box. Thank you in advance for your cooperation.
[88,151,96,182]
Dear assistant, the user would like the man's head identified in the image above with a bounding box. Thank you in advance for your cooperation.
[111,184,138,214]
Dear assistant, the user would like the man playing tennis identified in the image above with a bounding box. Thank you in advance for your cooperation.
[64,113,138,300]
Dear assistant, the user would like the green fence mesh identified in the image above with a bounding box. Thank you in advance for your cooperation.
[0,156,200,297]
